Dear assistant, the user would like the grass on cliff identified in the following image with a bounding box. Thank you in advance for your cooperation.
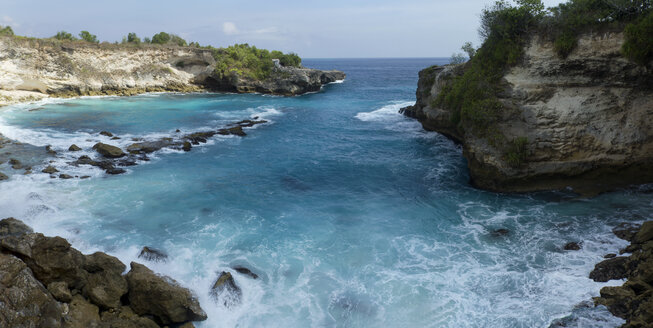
[211,44,302,80]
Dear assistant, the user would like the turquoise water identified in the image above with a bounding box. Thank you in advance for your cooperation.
[0,58,650,327]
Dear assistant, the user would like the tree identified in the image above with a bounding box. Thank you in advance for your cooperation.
[461,42,476,58]
[126,32,140,44]
[0,26,13,36]
[54,31,76,41]
[151,32,170,44]
[79,31,98,43]
[143,37,151,43]
[450,53,467,65]
[169,34,187,47]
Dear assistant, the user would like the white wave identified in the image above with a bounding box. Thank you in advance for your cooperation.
[355,101,414,122]
[329,79,345,84]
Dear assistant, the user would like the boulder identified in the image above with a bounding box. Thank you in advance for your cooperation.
[42,165,60,174]
[491,228,510,237]
[82,252,128,309]
[590,256,631,282]
[0,253,64,327]
[106,168,126,175]
[46,145,57,155]
[99,131,114,137]
[47,281,73,302]
[93,143,125,158]
[60,174,73,179]
[182,141,192,152]
[634,221,653,244]
[138,246,168,262]
[125,262,207,325]
[210,271,242,307]
[217,126,246,136]
[0,217,33,238]
[65,294,101,328]
[595,285,636,317]
[127,139,175,154]
[0,171,7,180]
[99,306,160,328]
[68,144,82,151]
[564,242,581,251]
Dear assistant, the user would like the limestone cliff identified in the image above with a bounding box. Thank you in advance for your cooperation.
[0,37,345,106]
[402,32,653,195]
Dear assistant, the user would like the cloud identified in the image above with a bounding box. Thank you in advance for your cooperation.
[222,22,239,35]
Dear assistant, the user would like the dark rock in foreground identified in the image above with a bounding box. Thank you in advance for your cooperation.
[0,217,206,327]
[210,271,242,307]
[592,220,653,327]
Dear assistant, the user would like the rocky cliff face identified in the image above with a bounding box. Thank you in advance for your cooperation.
[0,37,345,106]
[402,32,653,194]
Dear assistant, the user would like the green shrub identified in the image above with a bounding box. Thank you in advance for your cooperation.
[170,34,187,47]
[622,10,653,64]
[506,137,529,166]
[553,31,576,57]
[54,31,76,41]
[79,31,98,43]
[122,32,140,44]
[0,26,14,36]
[151,32,170,44]
[213,44,302,80]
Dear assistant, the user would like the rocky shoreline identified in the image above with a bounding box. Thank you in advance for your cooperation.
[0,36,346,107]
[0,217,207,327]
[588,221,653,327]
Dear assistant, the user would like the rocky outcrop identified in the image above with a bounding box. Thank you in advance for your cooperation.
[0,36,345,106]
[402,32,653,194]
[0,217,206,327]
[206,66,346,96]
[591,221,653,327]
[210,271,242,308]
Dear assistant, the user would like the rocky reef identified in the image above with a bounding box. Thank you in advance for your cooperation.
[0,37,345,106]
[589,221,653,328]
[402,32,653,195]
[0,217,207,327]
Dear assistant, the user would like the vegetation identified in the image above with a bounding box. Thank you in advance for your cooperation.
[622,10,653,64]
[54,31,76,41]
[212,44,302,80]
[506,137,529,166]
[0,26,14,36]
[151,32,171,45]
[79,31,98,43]
[122,32,141,44]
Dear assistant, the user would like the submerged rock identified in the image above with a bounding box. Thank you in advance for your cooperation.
[491,228,510,237]
[138,246,168,262]
[127,139,176,154]
[106,168,126,175]
[59,174,73,179]
[93,142,125,158]
[126,262,207,325]
[233,266,259,279]
[563,242,581,251]
[68,144,82,151]
[210,271,242,307]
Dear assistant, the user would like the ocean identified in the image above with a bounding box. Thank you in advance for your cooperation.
[1,58,649,327]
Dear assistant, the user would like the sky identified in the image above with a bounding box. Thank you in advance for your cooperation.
[0,0,565,58]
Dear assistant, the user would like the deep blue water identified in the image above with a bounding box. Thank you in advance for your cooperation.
[0,58,650,327]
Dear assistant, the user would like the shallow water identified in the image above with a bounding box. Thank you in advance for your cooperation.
[1,58,650,327]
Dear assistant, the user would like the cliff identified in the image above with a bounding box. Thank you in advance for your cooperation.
[0,37,345,106]
[402,32,653,195]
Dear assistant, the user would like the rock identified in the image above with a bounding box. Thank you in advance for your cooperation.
[74,155,116,171]
[634,221,653,244]
[182,141,192,152]
[125,262,207,325]
[138,246,168,262]
[68,144,82,151]
[590,256,631,282]
[111,136,121,140]
[10,158,22,169]
[0,172,7,180]
[233,266,259,279]
[42,165,60,174]
[563,242,581,251]
[595,285,637,317]
[210,271,242,307]
[82,252,128,309]
[605,253,617,259]
[218,126,246,136]
[60,174,73,179]
[491,228,510,236]
[127,139,175,154]
[99,306,160,328]
[614,223,642,242]
[80,176,91,179]
[48,281,73,302]
[184,131,216,144]
[106,168,126,175]
[93,143,125,158]
[46,145,57,155]
[65,294,101,328]
[0,217,33,238]
[0,253,64,327]
[99,131,114,137]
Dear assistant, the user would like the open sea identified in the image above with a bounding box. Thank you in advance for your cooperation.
[1,58,651,327]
